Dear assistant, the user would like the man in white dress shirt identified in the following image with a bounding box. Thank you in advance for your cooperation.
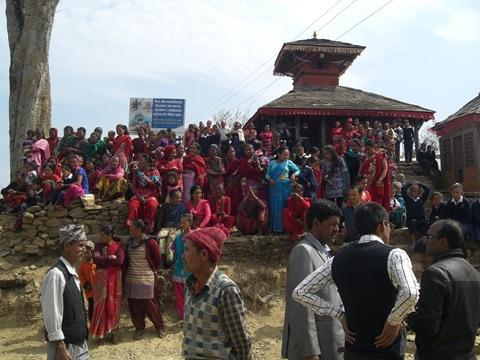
[42,224,89,360]
[294,202,419,360]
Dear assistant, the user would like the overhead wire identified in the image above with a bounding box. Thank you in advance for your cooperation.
[227,52,318,114]
[190,0,348,122]
[335,0,395,39]
[214,0,363,118]
[229,0,396,117]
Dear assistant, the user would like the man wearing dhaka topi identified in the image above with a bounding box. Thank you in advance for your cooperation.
[42,224,89,360]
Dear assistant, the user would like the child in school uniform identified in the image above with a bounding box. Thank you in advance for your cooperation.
[429,191,447,225]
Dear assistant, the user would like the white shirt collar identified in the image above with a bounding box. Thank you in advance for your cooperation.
[306,233,331,254]
[450,196,464,205]
[60,256,78,277]
[358,234,384,244]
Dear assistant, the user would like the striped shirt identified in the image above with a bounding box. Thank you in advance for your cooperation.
[293,234,419,325]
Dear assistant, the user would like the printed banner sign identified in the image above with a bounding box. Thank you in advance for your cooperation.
[129,98,185,132]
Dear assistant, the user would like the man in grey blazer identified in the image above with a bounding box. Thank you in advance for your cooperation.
[282,200,345,360]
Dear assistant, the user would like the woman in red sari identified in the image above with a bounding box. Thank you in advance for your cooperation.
[224,146,242,216]
[182,142,207,202]
[132,127,149,161]
[158,145,183,199]
[91,225,125,342]
[40,165,60,202]
[360,140,391,211]
[239,143,266,200]
[1,172,28,211]
[208,183,235,231]
[183,124,197,149]
[258,124,273,156]
[244,122,257,144]
[236,186,268,235]
[186,185,211,229]
[206,144,225,196]
[112,124,133,169]
[47,127,59,156]
[330,120,345,145]
[85,159,101,194]
[283,184,312,240]
[127,154,161,233]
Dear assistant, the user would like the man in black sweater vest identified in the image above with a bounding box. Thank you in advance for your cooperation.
[42,224,89,360]
[293,202,419,360]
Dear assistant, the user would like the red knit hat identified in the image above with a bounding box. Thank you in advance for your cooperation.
[185,227,227,263]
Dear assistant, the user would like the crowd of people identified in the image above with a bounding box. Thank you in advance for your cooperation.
[43,220,251,359]
[41,202,480,360]
[0,117,449,243]
[35,118,480,360]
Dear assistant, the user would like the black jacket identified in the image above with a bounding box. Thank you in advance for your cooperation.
[406,249,480,360]
[297,165,318,197]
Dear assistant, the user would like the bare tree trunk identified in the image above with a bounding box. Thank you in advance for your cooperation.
[6,0,59,179]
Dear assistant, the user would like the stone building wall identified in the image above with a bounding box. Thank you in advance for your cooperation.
[0,199,129,256]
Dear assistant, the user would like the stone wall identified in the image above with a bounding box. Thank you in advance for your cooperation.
[1,199,480,274]
[0,199,129,257]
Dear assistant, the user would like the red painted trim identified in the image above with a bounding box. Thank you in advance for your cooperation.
[248,107,434,123]
[431,114,480,137]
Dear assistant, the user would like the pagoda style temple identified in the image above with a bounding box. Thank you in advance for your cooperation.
[246,35,435,148]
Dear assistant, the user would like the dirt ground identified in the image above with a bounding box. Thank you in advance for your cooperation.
[0,303,284,360]
[0,258,287,360]
[0,258,478,360]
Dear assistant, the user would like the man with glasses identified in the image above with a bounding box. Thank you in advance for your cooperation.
[406,219,480,360]
[293,202,419,360]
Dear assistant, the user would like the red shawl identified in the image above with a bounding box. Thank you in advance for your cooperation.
[239,157,264,183]
[183,154,207,190]
[47,128,59,155]
[208,195,232,216]
[112,135,133,161]
[360,151,391,210]
[132,137,148,160]
[287,195,311,219]
[158,158,183,175]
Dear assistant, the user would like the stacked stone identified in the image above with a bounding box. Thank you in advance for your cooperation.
[0,199,129,256]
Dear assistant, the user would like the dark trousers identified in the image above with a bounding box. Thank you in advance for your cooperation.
[404,142,413,163]
[87,297,94,322]
[220,140,230,155]
[128,298,165,331]
[345,351,404,360]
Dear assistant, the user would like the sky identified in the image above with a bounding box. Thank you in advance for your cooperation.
[0,0,479,185]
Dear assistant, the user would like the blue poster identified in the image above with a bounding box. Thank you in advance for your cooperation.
[151,98,185,129]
